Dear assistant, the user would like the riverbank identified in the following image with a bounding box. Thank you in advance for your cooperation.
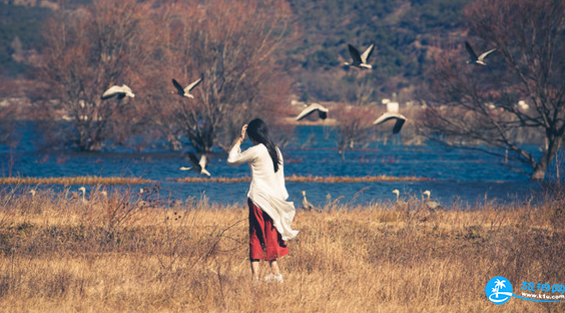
[0,174,430,185]
[0,176,153,185]
[0,188,563,312]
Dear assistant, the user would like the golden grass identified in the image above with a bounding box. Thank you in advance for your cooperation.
[0,176,154,185]
[0,187,564,312]
[174,174,430,183]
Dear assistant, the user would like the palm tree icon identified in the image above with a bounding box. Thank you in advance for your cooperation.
[492,279,506,298]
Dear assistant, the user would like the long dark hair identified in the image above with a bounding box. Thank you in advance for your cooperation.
[246,118,280,172]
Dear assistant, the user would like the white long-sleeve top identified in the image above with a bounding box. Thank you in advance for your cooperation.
[227,142,298,241]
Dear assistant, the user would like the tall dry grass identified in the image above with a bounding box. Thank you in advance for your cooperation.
[0,186,564,312]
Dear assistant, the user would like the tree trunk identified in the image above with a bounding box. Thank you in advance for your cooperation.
[530,135,564,181]
[531,161,548,181]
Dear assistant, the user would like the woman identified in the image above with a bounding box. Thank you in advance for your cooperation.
[227,118,298,283]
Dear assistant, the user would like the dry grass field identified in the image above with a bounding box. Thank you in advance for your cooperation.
[0,186,564,312]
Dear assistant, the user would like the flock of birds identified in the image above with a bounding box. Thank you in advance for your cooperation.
[100,76,203,101]
[298,188,442,212]
[294,40,496,211]
[294,41,496,134]
[295,42,407,134]
[94,40,496,210]
[100,76,207,176]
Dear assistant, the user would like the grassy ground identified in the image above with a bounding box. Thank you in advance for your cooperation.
[0,186,564,312]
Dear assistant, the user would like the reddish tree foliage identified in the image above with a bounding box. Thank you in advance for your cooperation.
[420,0,565,180]
[34,0,157,151]
[146,0,295,153]
[34,0,295,153]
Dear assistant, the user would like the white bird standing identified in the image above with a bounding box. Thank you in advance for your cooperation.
[422,190,443,212]
[180,152,211,177]
[101,85,135,100]
[172,76,203,99]
[392,189,409,216]
[392,189,401,201]
[373,112,407,134]
[301,190,315,211]
[465,41,496,66]
[295,103,329,121]
[78,186,88,204]
[344,44,374,69]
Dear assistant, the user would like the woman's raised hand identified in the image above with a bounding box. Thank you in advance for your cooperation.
[240,124,248,142]
[241,124,248,140]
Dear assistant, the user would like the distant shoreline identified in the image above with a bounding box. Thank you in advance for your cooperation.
[0,174,429,185]
[173,174,430,183]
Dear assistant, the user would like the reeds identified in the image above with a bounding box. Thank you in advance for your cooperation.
[0,186,563,312]
[0,176,154,185]
[173,174,430,183]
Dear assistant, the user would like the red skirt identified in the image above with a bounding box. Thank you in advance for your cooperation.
[248,198,289,261]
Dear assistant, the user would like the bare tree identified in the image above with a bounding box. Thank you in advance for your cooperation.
[155,0,294,153]
[354,77,377,106]
[0,78,19,145]
[34,0,155,151]
[334,104,375,161]
[421,0,565,180]
[32,0,294,153]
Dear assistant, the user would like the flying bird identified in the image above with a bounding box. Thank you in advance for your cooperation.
[101,85,135,100]
[172,76,203,99]
[180,152,211,177]
[344,44,374,69]
[465,41,496,66]
[295,103,329,121]
[373,112,407,134]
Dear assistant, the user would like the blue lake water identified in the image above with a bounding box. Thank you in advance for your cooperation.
[1,123,562,208]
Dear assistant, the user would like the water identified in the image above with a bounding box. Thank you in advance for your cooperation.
[0,122,556,208]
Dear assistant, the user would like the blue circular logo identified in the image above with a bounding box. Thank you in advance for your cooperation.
[485,276,513,305]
